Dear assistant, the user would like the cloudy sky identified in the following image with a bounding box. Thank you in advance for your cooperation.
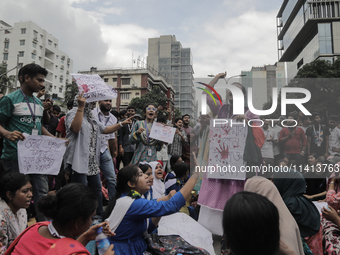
[1,0,283,78]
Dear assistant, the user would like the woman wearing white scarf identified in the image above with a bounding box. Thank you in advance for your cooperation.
[149,161,165,199]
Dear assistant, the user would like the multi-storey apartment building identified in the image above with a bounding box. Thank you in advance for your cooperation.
[0,20,73,100]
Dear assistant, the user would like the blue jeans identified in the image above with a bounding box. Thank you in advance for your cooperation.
[100,149,117,200]
[70,171,104,216]
[3,160,48,222]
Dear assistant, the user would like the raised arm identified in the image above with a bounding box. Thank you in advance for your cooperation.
[69,92,86,134]
[103,116,133,134]
[204,72,226,114]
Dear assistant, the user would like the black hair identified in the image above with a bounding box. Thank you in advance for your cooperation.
[287,114,295,119]
[116,165,140,197]
[329,115,339,122]
[308,153,319,162]
[316,159,325,164]
[138,163,151,173]
[18,63,48,84]
[59,112,66,118]
[302,115,310,122]
[103,165,140,219]
[181,114,190,120]
[157,114,167,124]
[127,106,136,111]
[174,117,182,124]
[0,172,31,203]
[223,191,280,255]
[110,110,119,119]
[67,100,74,110]
[38,183,97,223]
[276,159,287,166]
[173,162,189,179]
[170,155,181,169]
[142,103,157,114]
[52,105,61,112]
[119,110,127,118]
[311,112,320,120]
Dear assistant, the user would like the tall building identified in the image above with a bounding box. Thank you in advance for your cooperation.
[241,63,286,109]
[277,0,340,78]
[147,35,195,119]
[78,67,175,118]
[0,20,73,100]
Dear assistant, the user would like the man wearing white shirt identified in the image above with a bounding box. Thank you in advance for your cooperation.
[271,120,282,164]
[93,99,117,199]
[328,115,340,164]
[261,118,277,167]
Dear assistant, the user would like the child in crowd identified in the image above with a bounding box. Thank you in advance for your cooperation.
[164,162,197,220]
[149,161,166,199]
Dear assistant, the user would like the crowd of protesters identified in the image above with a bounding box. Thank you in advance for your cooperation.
[0,64,340,255]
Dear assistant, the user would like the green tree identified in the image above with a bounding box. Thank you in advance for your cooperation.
[129,85,168,114]
[263,59,340,117]
[64,82,79,104]
[174,108,182,119]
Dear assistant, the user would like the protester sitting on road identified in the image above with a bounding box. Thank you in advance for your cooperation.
[0,173,32,254]
[5,183,115,255]
[244,176,304,255]
[223,191,285,255]
[104,154,199,255]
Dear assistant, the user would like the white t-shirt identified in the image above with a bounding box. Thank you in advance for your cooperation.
[271,125,282,156]
[261,127,277,159]
[329,127,340,156]
[92,107,117,153]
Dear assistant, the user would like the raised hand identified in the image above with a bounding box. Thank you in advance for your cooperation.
[217,72,227,79]
[77,91,86,109]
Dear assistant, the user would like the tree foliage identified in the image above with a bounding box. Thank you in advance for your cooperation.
[64,82,79,105]
[174,108,182,119]
[129,85,168,114]
[263,59,340,118]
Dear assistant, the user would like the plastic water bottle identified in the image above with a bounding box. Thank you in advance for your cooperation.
[95,227,110,255]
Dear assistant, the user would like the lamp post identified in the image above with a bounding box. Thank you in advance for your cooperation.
[207,74,246,83]
[224,74,246,84]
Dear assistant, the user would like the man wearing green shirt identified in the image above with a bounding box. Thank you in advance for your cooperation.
[0,63,60,221]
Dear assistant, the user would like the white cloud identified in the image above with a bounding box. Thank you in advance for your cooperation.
[191,10,278,77]
[0,0,279,80]
[96,7,124,15]
[100,23,159,68]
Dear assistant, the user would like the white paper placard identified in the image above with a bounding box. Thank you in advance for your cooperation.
[72,73,117,102]
[149,122,176,144]
[18,134,67,175]
[208,119,247,180]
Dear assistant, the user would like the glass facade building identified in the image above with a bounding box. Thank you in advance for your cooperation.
[277,0,340,78]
